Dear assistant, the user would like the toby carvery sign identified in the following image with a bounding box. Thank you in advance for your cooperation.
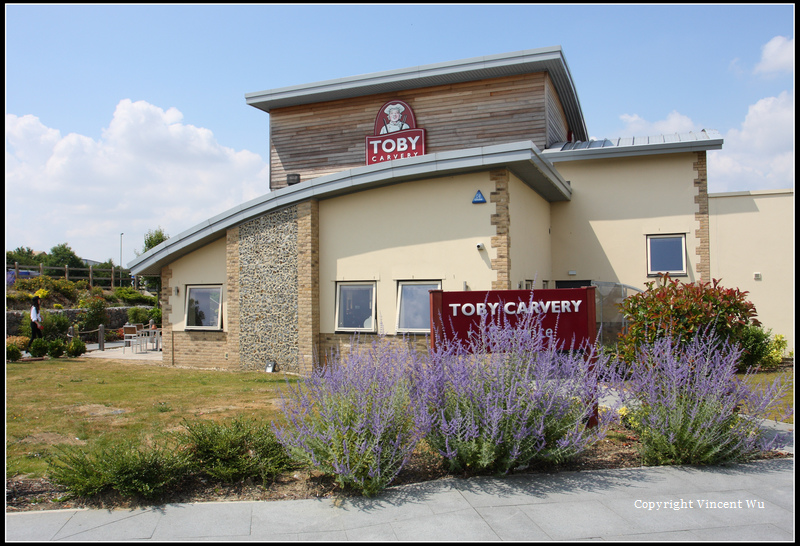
[429,287,597,352]
[366,100,426,165]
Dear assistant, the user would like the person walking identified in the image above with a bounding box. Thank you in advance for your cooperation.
[30,295,43,343]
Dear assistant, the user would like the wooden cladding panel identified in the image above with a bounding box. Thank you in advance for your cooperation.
[269,72,567,190]
[545,76,569,145]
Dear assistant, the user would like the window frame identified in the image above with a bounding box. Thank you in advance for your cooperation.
[396,280,441,334]
[335,281,377,333]
[184,284,224,331]
[646,233,687,277]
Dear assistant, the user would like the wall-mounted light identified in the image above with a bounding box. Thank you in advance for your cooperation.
[568,270,577,276]
[174,287,180,296]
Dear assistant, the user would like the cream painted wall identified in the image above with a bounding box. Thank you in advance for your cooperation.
[509,174,552,288]
[166,237,228,331]
[319,172,499,334]
[709,190,794,351]
[550,153,700,288]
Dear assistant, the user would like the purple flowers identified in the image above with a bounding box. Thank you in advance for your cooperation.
[274,336,423,496]
[412,311,617,474]
[617,328,793,465]
[275,315,792,496]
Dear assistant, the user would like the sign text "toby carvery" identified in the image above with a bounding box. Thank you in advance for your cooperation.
[448,299,584,317]
[365,129,426,165]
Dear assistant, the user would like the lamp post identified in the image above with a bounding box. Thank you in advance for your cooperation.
[120,233,124,288]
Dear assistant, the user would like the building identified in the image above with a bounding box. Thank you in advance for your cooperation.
[129,46,793,373]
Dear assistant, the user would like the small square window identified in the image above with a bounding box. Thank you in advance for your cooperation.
[336,282,376,332]
[647,234,687,276]
[185,285,223,330]
[397,281,441,333]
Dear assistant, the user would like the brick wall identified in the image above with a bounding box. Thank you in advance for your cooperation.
[296,200,320,375]
[490,169,511,289]
[693,151,710,282]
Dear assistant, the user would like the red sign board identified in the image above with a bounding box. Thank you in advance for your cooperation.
[429,288,597,351]
[366,100,426,165]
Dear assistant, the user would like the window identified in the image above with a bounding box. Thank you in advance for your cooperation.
[397,281,441,333]
[185,285,223,330]
[647,234,687,276]
[336,282,376,332]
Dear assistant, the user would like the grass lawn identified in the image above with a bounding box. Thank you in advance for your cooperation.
[738,368,794,424]
[6,357,793,480]
[6,358,298,478]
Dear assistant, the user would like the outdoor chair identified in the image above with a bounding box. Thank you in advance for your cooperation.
[123,325,143,353]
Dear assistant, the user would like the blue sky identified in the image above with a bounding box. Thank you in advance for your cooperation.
[5,4,795,267]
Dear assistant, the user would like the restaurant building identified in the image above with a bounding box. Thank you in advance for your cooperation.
[129,46,793,373]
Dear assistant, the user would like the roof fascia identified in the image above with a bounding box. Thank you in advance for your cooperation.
[245,47,588,142]
[543,135,724,163]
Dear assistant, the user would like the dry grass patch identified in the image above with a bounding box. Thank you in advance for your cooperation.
[6,357,296,477]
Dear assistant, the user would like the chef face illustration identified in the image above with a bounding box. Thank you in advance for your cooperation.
[380,104,410,134]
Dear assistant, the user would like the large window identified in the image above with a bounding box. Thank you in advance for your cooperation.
[336,282,376,332]
[397,281,440,333]
[185,285,223,330]
[647,234,687,276]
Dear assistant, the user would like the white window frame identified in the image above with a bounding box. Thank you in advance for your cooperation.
[184,285,223,330]
[335,282,377,333]
[396,280,441,333]
[646,234,687,277]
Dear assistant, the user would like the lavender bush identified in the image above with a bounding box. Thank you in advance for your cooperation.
[412,312,619,475]
[274,335,424,496]
[618,329,793,466]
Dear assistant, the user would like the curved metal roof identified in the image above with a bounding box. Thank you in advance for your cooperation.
[245,46,589,142]
[128,140,571,275]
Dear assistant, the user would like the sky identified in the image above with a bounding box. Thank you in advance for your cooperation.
[5,4,795,267]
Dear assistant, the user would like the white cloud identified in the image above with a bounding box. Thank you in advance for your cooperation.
[708,89,794,192]
[754,36,794,76]
[618,110,698,137]
[5,100,269,265]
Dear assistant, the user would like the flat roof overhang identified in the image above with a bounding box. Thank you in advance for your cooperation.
[543,130,724,162]
[245,46,589,142]
[129,141,570,275]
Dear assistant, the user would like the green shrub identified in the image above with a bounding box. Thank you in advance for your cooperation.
[42,311,70,342]
[48,439,191,501]
[6,336,30,351]
[29,338,49,358]
[76,297,107,342]
[66,338,87,358]
[115,286,156,306]
[617,274,759,365]
[148,307,162,327]
[14,276,78,301]
[7,343,22,362]
[737,324,773,372]
[128,307,152,325]
[182,418,294,483]
[47,339,66,359]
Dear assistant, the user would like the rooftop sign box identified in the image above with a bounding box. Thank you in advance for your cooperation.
[366,100,426,165]
[429,287,597,352]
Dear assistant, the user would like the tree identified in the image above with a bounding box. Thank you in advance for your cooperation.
[43,243,85,277]
[137,227,170,256]
[135,227,169,296]
[6,246,45,266]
